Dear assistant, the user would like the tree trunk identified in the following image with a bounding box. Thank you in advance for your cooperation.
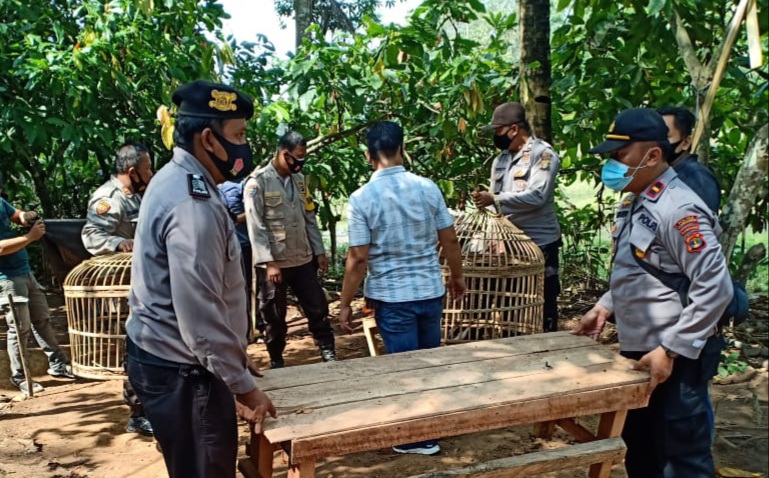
[518,0,552,143]
[295,0,313,49]
[720,124,769,260]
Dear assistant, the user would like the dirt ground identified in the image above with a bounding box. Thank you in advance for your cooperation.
[1,291,767,478]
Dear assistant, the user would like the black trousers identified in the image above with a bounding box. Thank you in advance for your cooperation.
[540,239,562,332]
[620,335,724,478]
[125,340,237,478]
[257,261,334,362]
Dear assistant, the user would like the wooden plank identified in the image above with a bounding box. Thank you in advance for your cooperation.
[266,360,647,444]
[267,345,626,410]
[362,317,380,357]
[258,332,595,391]
[288,383,647,462]
[556,418,596,443]
[408,437,626,478]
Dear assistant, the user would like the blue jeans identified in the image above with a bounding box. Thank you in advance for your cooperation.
[371,296,444,354]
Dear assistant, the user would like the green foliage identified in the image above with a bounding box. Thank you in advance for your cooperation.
[719,347,750,378]
[0,0,270,216]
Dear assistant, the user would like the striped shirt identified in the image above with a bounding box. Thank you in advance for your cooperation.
[347,166,453,303]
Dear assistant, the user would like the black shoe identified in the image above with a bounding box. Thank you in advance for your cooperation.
[270,360,284,369]
[127,416,154,436]
[320,346,337,362]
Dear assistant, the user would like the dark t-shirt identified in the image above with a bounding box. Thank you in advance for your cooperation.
[0,198,30,280]
[672,154,721,213]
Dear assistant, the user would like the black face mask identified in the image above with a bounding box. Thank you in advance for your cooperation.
[129,172,149,196]
[493,131,513,150]
[208,130,254,181]
[285,152,306,174]
[669,139,684,154]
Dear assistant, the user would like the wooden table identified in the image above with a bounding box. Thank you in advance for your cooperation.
[242,332,649,478]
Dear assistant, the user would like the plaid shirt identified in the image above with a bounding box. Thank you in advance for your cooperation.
[347,166,453,303]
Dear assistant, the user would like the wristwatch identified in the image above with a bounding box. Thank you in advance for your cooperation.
[662,345,679,359]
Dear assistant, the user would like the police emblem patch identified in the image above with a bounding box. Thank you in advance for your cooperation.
[246,186,257,198]
[230,158,244,176]
[95,200,111,215]
[685,232,706,253]
[539,156,551,170]
[188,174,211,199]
[514,179,527,192]
[621,195,634,208]
[208,90,237,112]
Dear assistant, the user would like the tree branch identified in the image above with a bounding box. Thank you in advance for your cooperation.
[671,8,707,87]
[307,122,373,153]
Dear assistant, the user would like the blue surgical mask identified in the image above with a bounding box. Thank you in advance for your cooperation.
[601,153,650,192]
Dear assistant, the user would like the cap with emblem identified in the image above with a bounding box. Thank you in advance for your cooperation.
[480,102,526,131]
[589,108,669,154]
[172,80,254,120]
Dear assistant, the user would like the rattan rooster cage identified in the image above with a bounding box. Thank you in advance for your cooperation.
[440,208,545,343]
[63,253,132,379]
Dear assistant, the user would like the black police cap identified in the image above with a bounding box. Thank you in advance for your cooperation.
[172,80,254,120]
[589,108,669,154]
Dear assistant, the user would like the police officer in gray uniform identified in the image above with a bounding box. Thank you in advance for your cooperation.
[244,131,336,368]
[573,108,731,478]
[82,142,154,436]
[125,81,275,478]
[82,142,153,255]
[472,102,562,332]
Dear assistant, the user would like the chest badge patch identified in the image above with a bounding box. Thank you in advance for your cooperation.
[685,232,706,253]
[95,200,111,215]
[514,179,527,192]
[188,174,211,199]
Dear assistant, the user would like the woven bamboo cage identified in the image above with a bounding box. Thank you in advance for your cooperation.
[440,208,545,343]
[63,253,132,380]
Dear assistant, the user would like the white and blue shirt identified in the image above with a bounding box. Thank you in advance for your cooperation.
[347,166,454,303]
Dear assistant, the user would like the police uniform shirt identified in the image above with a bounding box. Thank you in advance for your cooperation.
[125,147,254,395]
[82,176,141,255]
[490,137,561,246]
[243,162,325,269]
[597,167,732,359]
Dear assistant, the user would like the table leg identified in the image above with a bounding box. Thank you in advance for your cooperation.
[533,420,555,440]
[287,460,316,478]
[589,409,629,478]
[246,431,276,478]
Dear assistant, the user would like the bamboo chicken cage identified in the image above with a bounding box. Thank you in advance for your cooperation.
[63,253,132,379]
[440,208,545,343]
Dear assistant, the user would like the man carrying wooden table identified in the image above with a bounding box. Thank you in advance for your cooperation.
[574,107,732,478]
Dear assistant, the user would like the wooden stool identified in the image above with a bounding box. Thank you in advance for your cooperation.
[362,316,384,357]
